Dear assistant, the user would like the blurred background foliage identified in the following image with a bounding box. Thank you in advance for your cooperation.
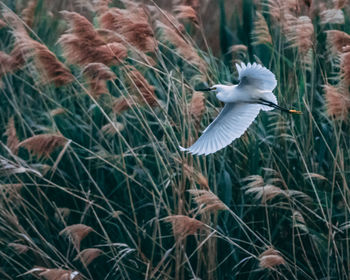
[0,0,350,279]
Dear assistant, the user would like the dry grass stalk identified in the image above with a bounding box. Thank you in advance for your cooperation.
[21,0,37,28]
[188,189,227,213]
[112,96,134,114]
[324,85,350,120]
[252,12,272,46]
[59,224,93,250]
[320,9,344,25]
[259,247,286,269]
[99,7,157,53]
[326,30,350,54]
[74,248,103,266]
[18,134,67,158]
[82,63,116,97]
[183,163,209,189]
[189,91,205,124]
[101,122,125,136]
[156,21,206,71]
[173,5,198,25]
[126,66,158,107]
[285,15,314,53]
[59,11,127,66]
[5,117,19,155]
[165,215,204,239]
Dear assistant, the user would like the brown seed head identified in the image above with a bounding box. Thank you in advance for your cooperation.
[18,134,67,158]
[74,248,103,266]
[173,5,198,25]
[251,12,272,46]
[259,247,286,269]
[165,215,204,239]
[188,189,227,213]
[112,96,134,114]
[83,63,116,97]
[324,85,350,120]
[5,117,19,155]
[189,91,205,124]
[99,8,157,53]
[341,52,350,86]
[21,0,37,28]
[59,224,93,251]
[326,30,350,54]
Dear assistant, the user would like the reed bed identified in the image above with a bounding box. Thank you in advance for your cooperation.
[0,0,349,279]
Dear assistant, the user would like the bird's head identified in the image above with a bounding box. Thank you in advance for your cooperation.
[196,84,233,102]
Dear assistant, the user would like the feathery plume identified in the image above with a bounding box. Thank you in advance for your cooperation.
[326,30,350,54]
[126,66,158,107]
[94,0,112,15]
[18,134,67,158]
[241,175,265,188]
[173,0,200,10]
[82,63,116,97]
[4,12,73,86]
[341,52,350,86]
[59,224,93,251]
[189,91,205,124]
[285,15,314,53]
[183,163,209,189]
[55,207,71,222]
[188,189,227,213]
[112,96,134,114]
[324,85,350,120]
[25,267,81,280]
[74,248,103,266]
[259,247,286,269]
[320,9,344,25]
[292,210,309,233]
[22,39,73,86]
[5,117,19,155]
[165,215,205,239]
[156,21,206,71]
[334,0,347,9]
[245,184,286,203]
[264,0,283,22]
[99,7,157,53]
[173,5,198,25]
[21,0,37,28]
[252,12,272,46]
[101,122,125,137]
[0,19,6,29]
[8,243,29,254]
[59,11,127,66]
[50,108,66,117]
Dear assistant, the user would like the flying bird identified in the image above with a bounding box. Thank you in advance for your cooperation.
[180,62,301,156]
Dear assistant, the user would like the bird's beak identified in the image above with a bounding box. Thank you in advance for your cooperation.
[196,87,213,92]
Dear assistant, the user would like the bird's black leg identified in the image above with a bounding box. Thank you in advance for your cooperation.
[256,99,302,114]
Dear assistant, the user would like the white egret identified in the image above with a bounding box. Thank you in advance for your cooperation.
[180,62,301,156]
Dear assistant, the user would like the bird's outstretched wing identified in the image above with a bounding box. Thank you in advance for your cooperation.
[236,62,277,92]
[180,103,261,155]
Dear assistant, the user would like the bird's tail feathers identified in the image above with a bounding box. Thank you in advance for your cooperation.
[179,146,188,152]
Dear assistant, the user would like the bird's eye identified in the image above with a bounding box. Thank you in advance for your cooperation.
[212,87,217,90]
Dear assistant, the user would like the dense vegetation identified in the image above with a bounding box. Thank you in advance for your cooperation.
[0,0,350,279]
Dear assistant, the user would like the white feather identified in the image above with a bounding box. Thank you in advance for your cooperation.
[181,103,261,155]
